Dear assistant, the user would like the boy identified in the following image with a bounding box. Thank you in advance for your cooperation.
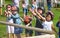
[11,6,23,38]
[24,15,33,37]
[29,7,45,36]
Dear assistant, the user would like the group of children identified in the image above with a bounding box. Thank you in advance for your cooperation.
[4,4,22,38]
[4,0,60,38]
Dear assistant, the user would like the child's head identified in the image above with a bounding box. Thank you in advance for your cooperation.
[11,6,18,14]
[32,0,36,3]
[37,7,45,14]
[46,12,54,21]
[24,15,32,24]
[22,0,25,4]
[6,4,12,11]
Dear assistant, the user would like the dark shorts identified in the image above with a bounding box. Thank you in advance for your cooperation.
[14,27,23,34]
[25,25,33,36]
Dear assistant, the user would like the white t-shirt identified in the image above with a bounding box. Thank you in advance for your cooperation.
[42,21,53,31]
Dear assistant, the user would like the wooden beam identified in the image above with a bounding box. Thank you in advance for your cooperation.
[0,21,55,34]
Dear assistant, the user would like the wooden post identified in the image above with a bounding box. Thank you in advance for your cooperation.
[0,7,2,15]
[0,0,3,15]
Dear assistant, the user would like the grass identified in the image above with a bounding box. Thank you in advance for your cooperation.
[0,0,60,38]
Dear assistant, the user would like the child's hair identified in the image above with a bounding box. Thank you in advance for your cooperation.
[6,4,12,9]
[11,5,19,12]
[46,11,54,20]
[22,0,25,4]
[37,7,45,14]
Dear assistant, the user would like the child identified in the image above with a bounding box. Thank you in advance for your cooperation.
[22,0,28,17]
[11,6,23,38]
[56,16,60,38]
[24,15,33,37]
[29,7,45,36]
[42,11,57,33]
[4,4,14,38]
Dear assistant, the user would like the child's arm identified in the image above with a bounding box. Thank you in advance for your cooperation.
[26,21,32,27]
[20,17,24,22]
[29,8,41,19]
[11,14,19,19]
[4,11,7,16]
[34,9,46,21]
[52,24,57,33]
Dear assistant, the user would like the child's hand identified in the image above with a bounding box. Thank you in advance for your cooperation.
[29,8,36,16]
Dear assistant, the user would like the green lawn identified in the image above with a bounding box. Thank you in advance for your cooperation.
[0,0,60,38]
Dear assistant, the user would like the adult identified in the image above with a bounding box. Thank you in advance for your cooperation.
[47,0,51,11]
[36,0,44,8]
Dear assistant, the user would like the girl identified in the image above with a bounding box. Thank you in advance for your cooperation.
[11,6,23,38]
[42,11,57,33]
[4,4,14,38]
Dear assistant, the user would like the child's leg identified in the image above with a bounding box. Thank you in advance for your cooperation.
[26,33,30,37]
[47,3,51,11]
[23,8,28,17]
[11,33,14,38]
[29,30,33,36]
[14,34,21,38]
[7,33,13,38]
[23,8,26,17]
[25,29,30,37]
